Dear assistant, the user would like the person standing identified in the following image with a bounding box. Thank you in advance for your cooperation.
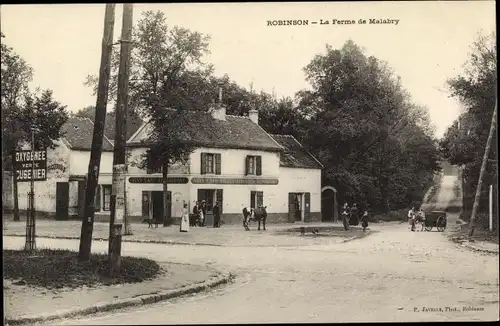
[213,202,221,228]
[408,206,416,231]
[361,210,369,232]
[200,200,207,227]
[180,202,189,232]
[341,204,350,231]
[192,201,200,227]
[349,203,359,226]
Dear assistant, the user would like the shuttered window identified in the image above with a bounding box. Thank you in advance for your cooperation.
[245,155,262,176]
[304,192,311,222]
[102,185,112,211]
[201,153,220,174]
[216,189,223,213]
[94,185,101,212]
[142,191,150,218]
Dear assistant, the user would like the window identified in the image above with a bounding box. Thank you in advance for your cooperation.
[250,191,263,209]
[245,155,262,176]
[147,152,162,174]
[206,154,215,173]
[248,156,255,174]
[201,153,221,175]
[102,185,112,211]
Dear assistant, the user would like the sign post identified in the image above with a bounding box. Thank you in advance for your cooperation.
[14,130,47,252]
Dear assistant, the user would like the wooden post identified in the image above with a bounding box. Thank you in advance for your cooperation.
[109,3,134,276]
[78,4,116,262]
[489,184,493,231]
[468,99,497,239]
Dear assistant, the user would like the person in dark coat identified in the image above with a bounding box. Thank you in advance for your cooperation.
[349,203,359,226]
[213,202,221,228]
[361,210,369,232]
[192,201,200,227]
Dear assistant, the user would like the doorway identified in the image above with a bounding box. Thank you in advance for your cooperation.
[321,188,335,222]
[288,192,303,222]
[56,182,69,220]
[151,191,164,222]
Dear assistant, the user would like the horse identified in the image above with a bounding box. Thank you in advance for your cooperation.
[242,206,268,231]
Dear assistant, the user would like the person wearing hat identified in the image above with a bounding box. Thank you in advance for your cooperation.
[213,201,221,228]
[349,203,359,226]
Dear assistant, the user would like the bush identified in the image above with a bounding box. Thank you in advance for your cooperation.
[3,249,161,289]
[375,209,407,222]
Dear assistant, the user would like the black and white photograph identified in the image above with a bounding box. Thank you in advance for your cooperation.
[1,1,498,324]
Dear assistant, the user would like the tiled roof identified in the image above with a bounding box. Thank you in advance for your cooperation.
[61,116,114,151]
[269,134,323,169]
[128,111,284,152]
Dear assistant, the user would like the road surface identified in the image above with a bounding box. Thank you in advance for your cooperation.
[4,175,499,323]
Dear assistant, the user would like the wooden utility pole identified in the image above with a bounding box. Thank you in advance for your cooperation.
[468,98,497,239]
[109,3,134,276]
[78,4,116,262]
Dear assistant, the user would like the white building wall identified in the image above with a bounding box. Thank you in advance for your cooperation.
[275,167,322,214]
[124,145,322,223]
[69,150,114,176]
[190,147,280,177]
[17,140,71,213]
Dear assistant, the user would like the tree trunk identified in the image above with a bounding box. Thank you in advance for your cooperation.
[11,151,20,221]
[123,181,133,235]
[162,159,172,226]
[469,99,497,238]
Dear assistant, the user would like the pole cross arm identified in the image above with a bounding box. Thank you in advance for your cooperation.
[111,39,138,46]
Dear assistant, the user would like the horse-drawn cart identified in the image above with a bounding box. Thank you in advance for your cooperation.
[424,210,447,232]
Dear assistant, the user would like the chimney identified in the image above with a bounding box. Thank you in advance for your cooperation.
[248,109,259,125]
[210,87,226,121]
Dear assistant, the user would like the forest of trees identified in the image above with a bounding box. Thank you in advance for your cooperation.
[439,31,497,229]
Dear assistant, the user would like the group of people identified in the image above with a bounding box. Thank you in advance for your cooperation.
[407,206,426,232]
[341,202,370,232]
[189,200,222,228]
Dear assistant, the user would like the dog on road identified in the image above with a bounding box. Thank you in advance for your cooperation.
[142,218,159,228]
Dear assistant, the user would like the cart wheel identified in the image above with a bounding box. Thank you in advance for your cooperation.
[436,216,445,232]
[424,226,433,232]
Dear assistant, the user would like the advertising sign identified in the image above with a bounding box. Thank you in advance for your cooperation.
[14,149,48,182]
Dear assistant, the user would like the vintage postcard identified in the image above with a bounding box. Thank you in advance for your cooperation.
[2,1,498,324]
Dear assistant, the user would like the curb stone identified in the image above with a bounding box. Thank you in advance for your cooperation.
[460,242,499,255]
[3,231,367,247]
[447,223,499,255]
[2,234,223,247]
[4,272,234,326]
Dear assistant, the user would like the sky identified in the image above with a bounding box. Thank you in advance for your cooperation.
[1,1,496,138]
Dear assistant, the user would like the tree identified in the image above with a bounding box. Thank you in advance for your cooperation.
[296,40,441,213]
[1,32,34,221]
[440,31,497,225]
[18,89,69,149]
[85,10,212,226]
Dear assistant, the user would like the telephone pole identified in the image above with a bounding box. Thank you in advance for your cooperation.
[78,4,116,262]
[468,98,497,240]
[109,3,134,276]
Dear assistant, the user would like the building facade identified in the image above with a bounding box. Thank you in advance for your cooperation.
[125,104,323,225]
[7,116,115,220]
